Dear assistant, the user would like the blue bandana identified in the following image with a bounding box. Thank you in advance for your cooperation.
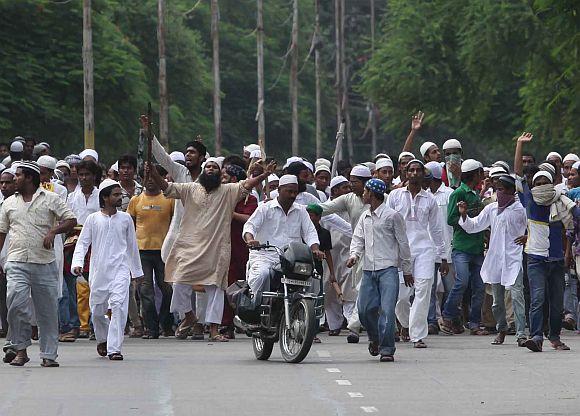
[365,178,386,195]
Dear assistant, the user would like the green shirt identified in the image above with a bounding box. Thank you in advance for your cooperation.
[447,182,485,255]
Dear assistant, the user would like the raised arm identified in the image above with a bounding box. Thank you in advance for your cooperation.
[402,111,424,153]
[513,132,533,177]
[457,201,492,234]
[243,161,276,191]
[140,115,189,181]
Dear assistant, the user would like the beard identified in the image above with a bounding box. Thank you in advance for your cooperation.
[199,171,221,192]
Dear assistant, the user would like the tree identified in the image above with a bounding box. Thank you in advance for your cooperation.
[211,0,222,155]
[157,0,169,148]
[83,0,95,149]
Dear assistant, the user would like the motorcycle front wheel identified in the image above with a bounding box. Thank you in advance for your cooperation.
[279,298,316,363]
[252,335,274,360]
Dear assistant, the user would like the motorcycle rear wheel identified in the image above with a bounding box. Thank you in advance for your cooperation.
[279,298,316,363]
[253,336,274,360]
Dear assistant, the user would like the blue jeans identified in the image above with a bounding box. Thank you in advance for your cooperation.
[527,258,565,342]
[358,267,399,356]
[442,250,484,329]
[58,273,80,333]
[563,273,578,326]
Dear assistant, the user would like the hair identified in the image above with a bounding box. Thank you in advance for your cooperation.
[77,160,100,176]
[0,143,8,149]
[118,154,137,170]
[522,152,535,162]
[24,138,36,145]
[372,191,385,202]
[20,167,40,188]
[185,140,207,157]
[285,161,308,177]
[99,185,120,208]
[460,169,480,184]
[223,155,246,169]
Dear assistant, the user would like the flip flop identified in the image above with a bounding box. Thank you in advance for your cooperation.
[413,340,427,348]
[379,355,394,362]
[550,341,570,351]
[400,328,410,342]
[40,359,60,367]
[108,353,124,361]
[208,334,229,343]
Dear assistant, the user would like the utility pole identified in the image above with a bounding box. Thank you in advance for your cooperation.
[83,0,95,149]
[158,0,169,148]
[211,0,222,155]
[370,0,377,157]
[314,0,322,158]
[290,0,299,155]
[257,0,266,151]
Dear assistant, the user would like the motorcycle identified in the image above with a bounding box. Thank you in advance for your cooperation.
[236,242,324,363]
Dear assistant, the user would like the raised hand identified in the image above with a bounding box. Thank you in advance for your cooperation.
[411,111,424,131]
[457,201,468,216]
[139,114,149,131]
[517,132,533,143]
[265,160,277,175]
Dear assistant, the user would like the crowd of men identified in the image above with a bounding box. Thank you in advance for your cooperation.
[0,112,579,365]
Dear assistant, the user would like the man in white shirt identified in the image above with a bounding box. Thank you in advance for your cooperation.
[72,180,143,360]
[389,159,448,348]
[347,178,412,362]
[458,175,528,346]
[64,159,101,339]
[243,175,324,294]
[425,161,454,334]
[319,164,372,342]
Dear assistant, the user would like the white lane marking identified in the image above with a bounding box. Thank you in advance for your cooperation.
[317,350,331,358]
[335,379,352,386]
[348,392,364,398]
[361,406,378,413]
[326,368,341,373]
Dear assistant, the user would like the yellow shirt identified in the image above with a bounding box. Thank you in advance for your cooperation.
[127,192,174,251]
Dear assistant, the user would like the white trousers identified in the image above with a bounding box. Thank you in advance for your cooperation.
[170,283,206,322]
[396,277,433,342]
[91,280,129,355]
[169,283,222,324]
[247,253,278,294]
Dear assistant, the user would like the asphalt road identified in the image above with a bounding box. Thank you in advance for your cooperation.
[1,331,579,416]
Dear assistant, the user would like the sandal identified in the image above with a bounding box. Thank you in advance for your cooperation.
[380,354,394,362]
[3,349,16,364]
[524,338,542,352]
[108,353,124,361]
[491,331,507,345]
[470,328,490,336]
[368,341,379,357]
[208,334,229,343]
[59,332,76,343]
[550,340,570,351]
[97,342,107,357]
[400,327,410,342]
[10,352,30,367]
[517,337,527,347]
[40,359,60,367]
[413,340,427,348]
[328,329,341,336]
[439,319,454,336]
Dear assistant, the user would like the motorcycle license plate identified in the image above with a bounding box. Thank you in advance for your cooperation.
[281,278,312,287]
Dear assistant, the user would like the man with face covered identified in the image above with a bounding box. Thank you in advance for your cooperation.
[72,180,143,360]
[148,158,276,342]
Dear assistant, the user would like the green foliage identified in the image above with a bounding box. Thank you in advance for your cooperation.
[359,0,579,162]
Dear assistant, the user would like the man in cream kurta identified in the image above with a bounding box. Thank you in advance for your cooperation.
[148,158,275,342]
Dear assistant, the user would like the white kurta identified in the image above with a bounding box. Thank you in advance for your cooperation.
[71,211,143,307]
[459,202,527,286]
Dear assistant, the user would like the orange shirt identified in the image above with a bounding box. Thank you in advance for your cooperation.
[127,192,174,250]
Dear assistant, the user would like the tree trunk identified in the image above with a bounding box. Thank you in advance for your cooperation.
[290,0,299,155]
[334,0,342,160]
[82,0,95,149]
[256,0,266,151]
[157,0,169,148]
[370,0,377,157]
[314,0,322,158]
[211,0,222,155]
[340,0,353,163]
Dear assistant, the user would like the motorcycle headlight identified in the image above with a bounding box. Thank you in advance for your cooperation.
[292,262,313,276]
